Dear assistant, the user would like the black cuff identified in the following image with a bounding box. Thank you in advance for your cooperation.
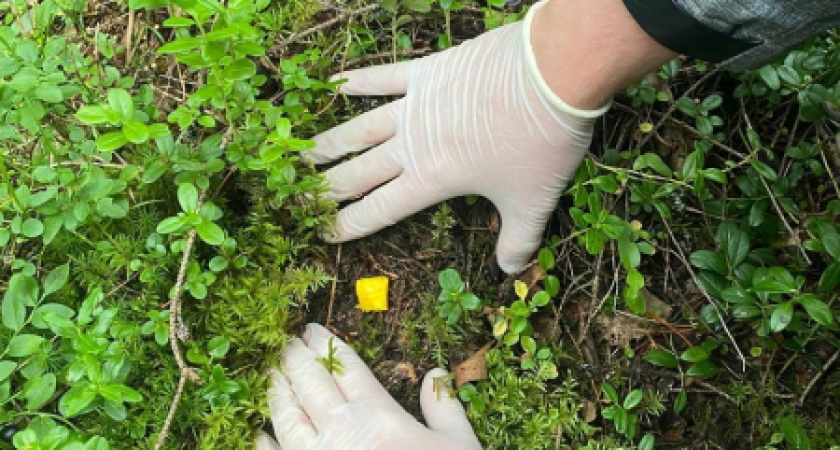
[622,0,761,63]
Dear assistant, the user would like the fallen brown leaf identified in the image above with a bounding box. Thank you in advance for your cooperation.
[453,343,491,388]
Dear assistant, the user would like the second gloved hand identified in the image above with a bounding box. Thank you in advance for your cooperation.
[311,1,609,273]
[255,323,480,450]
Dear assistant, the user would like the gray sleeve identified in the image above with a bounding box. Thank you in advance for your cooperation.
[673,0,840,70]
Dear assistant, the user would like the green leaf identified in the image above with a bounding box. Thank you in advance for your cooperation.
[122,120,149,143]
[818,263,840,293]
[35,84,63,103]
[639,434,655,450]
[107,88,134,121]
[24,373,56,409]
[157,36,203,54]
[689,250,726,274]
[209,256,228,272]
[401,0,432,13]
[758,66,780,90]
[459,293,481,310]
[208,336,231,359]
[601,382,619,404]
[42,215,63,245]
[60,384,97,417]
[680,346,709,363]
[644,349,679,368]
[7,334,46,357]
[701,94,722,111]
[674,389,687,414]
[770,302,794,332]
[823,232,840,260]
[696,116,713,136]
[3,273,39,331]
[21,218,44,238]
[76,105,111,124]
[544,275,560,297]
[627,269,644,291]
[799,295,833,326]
[686,360,719,378]
[531,291,550,308]
[633,153,672,177]
[44,263,70,296]
[777,66,801,86]
[178,183,199,213]
[196,220,225,245]
[142,160,168,184]
[96,132,128,152]
[702,168,727,183]
[538,248,555,271]
[0,361,17,382]
[163,17,195,27]
[623,390,643,409]
[222,59,256,81]
[618,235,641,270]
[148,123,171,139]
[750,160,777,181]
[100,384,143,404]
[778,417,811,450]
[96,197,129,218]
[438,268,462,293]
[157,216,186,234]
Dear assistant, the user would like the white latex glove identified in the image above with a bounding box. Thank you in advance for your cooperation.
[255,323,480,450]
[311,1,608,273]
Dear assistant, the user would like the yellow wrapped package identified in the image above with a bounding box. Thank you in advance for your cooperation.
[356,276,389,311]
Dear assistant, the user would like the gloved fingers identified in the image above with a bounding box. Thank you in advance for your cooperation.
[254,431,281,450]
[266,369,317,449]
[282,338,348,430]
[323,174,444,243]
[419,368,478,444]
[330,59,418,96]
[308,100,403,164]
[323,140,403,202]
[494,199,555,274]
[302,323,402,407]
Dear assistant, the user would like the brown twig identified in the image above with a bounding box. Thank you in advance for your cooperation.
[798,348,840,407]
[154,192,206,449]
[325,244,342,327]
[269,4,378,54]
[660,215,748,371]
[637,66,721,150]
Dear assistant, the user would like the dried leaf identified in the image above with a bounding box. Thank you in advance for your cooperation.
[453,343,491,388]
[394,362,417,383]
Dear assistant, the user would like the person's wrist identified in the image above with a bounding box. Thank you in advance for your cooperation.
[528,0,676,111]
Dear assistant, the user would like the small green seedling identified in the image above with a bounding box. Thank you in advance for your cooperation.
[437,268,482,325]
[317,337,344,376]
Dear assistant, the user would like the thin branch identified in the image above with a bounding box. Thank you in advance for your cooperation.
[660,215,748,371]
[326,244,342,327]
[637,66,721,150]
[269,4,378,54]
[154,199,204,449]
[798,348,840,407]
[154,371,189,450]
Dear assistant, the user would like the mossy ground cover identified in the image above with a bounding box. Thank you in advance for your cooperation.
[0,1,838,449]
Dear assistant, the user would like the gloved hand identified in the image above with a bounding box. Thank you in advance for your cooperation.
[254,323,480,450]
[310,1,608,273]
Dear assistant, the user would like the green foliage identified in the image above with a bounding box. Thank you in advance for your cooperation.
[459,348,596,449]
[600,382,644,441]
[437,268,482,325]
[0,0,332,447]
[316,337,344,376]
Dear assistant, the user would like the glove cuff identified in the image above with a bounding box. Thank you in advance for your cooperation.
[521,1,612,119]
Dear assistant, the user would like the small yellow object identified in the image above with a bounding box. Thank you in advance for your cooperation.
[356,276,389,311]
